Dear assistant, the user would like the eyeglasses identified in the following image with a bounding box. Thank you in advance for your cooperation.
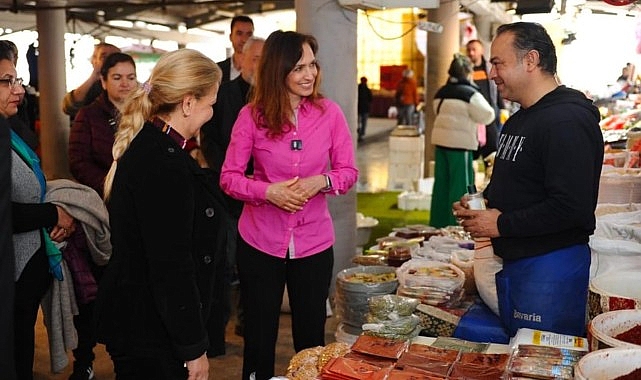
[0,77,23,90]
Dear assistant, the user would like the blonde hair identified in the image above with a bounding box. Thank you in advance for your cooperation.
[103,48,221,199]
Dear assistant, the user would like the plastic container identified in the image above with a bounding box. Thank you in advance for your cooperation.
[575,347,641,380]
[334,322,361,346]
[356,213,379,247]
[588,272,641,320]
[588,309,641,351]
[335,266,398,328]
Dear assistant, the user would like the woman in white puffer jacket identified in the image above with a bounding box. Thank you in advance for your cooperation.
[430,54,495,228]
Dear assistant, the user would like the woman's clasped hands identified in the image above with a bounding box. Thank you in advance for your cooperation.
[266,175,327,213]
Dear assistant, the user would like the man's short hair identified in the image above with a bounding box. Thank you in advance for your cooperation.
[230,15,254,32]
[496,22,557,75]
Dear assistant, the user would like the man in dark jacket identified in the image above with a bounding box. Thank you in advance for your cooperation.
[357,76,373,142]
[217,15,254,84]
[466,39,504,162]
[454,22,603,338]
[201,36,265,357]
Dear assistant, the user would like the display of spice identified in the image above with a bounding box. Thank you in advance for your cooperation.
[614,323,641,345]
[508,357,574,379]
[351,335,410,359]
[448,362,506,380]
[344,271,397,284]
[407,344,460,362]
[395,351,452,377]
[457,352,509,367]
[343,352,397,369]
[430,337,489,353]
[387,368,447,379]
[506,344,585,380]
[319,356,385,379]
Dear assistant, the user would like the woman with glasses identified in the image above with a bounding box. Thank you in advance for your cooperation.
[3,43,76,380]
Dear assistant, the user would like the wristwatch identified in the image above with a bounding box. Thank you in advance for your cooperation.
[322,174,332,191]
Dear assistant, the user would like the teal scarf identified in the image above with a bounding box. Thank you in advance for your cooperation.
[10,129,63,281]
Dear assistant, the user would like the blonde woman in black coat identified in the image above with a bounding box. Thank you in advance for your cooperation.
[96,49,229,380]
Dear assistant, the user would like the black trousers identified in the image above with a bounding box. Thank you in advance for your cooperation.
[71,262,104,368]
[15,249,52,380]
[110,350,188,380]
[237,237,333,380]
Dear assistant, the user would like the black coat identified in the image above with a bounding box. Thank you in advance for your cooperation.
[200,75,250,219]
[217,57,232,84]
[95,123,229,361]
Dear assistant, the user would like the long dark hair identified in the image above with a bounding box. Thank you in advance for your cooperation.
[251,30,323,138]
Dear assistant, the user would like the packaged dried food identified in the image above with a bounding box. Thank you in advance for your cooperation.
[407,344,460,362]
[343,352,397,368]
[431,337,489,353]
[317,342,351,370]
[363,315,421,337]
[393,228,421,239]
[396,260,465,307]
[320,356,384,379]
[377,236,407,249]
[352,254,386,266]
[368,294,420,318]
[286,346,323,379]
[458,352,509,368]
[395,351,452,376]
[351,334,409,359]
[508,356,574,379]
[387,244,412,267]
[513,344,585,361]
[449,361,506,380]
[387,368,447,379]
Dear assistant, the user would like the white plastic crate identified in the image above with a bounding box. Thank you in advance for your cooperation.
[397,191,431,210]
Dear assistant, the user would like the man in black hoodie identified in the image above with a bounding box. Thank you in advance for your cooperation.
[454,22,603,338]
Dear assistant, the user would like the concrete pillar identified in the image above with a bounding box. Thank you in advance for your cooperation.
[424,2,460,169]
[295,0,358,293]
[474,15,494,44]
[37,1,71,180]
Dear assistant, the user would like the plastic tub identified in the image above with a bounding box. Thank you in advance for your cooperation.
[588,272,641,320]
[588,309,641,351]
[575,347,641,380]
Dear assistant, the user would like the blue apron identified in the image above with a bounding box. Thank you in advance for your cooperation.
[496,244,590,337]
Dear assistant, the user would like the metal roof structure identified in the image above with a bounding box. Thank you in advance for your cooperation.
[0,1,294,42]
